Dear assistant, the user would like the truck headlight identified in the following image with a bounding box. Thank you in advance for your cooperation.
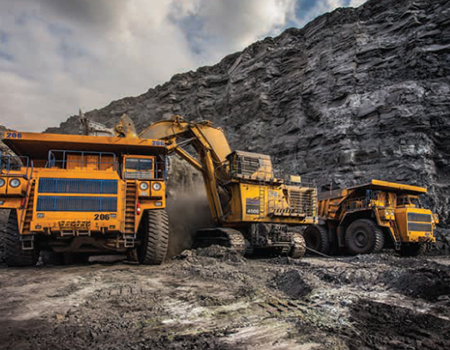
[0,178,5,187]
[10,178,20,188]
[433,214,439,224]
[152,182,162,191]
[139,182,149,191]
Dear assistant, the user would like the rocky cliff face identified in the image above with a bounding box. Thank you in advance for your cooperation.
[48,0,450,226]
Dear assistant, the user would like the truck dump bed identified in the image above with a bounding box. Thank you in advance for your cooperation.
[319,179,427,201]
[2,132,167,160]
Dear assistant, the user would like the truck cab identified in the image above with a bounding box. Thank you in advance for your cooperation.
[396,194,422,208]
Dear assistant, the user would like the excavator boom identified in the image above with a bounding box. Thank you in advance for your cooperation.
[140,115,231,164]
[141,116,232,223]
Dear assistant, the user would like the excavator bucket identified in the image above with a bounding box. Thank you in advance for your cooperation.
[115,114,138,138]
[79,111,138,138]
[140,115,232,163]
[79,110,117,137]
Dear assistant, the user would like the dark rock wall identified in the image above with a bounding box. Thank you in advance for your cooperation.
[47,0,450,225]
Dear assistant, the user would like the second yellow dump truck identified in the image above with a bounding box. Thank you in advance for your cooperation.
[0,126,169,266]
[303,180,438,256]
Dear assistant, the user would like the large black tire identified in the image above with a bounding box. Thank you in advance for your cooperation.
[398,243,425,257]
[0,222,5,263]
[138,209,169,265]
[4,211,40,267]
[41,251,65,266]
[64,253,90,265]
[345,219,384,255]
[303,225,330,255]
[289,233,306,259]
[1,210,11,263]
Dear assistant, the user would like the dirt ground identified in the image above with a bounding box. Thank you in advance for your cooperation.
[0,249,449,350]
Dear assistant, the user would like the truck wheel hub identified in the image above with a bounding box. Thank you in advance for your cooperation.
[355,231,368,247]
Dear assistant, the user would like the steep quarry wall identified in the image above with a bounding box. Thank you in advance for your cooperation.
[44,0,450,229]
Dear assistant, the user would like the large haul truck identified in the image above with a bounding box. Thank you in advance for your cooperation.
[139,115,318,257]
[0,125,169,266]
[303,180,439,256]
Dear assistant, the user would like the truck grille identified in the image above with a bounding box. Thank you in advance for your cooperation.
[37,196,117,212]
[408,223,432,232]
[38,178,117,194]
[407,212,431,223]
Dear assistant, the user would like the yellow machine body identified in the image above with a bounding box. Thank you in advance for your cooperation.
[225,181,317,225]
[140,116,318,228]
[318,179,437,249]
[140,116,317,256]
[0,130,168,255]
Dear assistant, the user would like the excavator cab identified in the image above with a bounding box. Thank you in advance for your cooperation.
[227,151,276,182]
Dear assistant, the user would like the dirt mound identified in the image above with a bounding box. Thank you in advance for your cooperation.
[347,253,402,264]
[267,256,312,267]
[386,267,450,302]
[2,320,235,350]
[272,270,312,299]
[177,245,246,263]
[349,299,450,350]
[142,333,235,350]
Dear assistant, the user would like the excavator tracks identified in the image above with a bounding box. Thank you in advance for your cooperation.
[223,228,246,255]
[195,227,246,255]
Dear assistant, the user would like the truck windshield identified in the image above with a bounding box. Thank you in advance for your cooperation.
[410,197,421,208]
[125,158,153,171]
[397,195,421,208]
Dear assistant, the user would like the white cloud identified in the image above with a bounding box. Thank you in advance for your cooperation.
[189,0,297,60]
[0,0,298,131]
[0,0,362,132]
[0,0,201,131]
[324,0,367,10]
[349,0,367,7]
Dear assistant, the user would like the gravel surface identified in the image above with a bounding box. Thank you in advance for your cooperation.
[1,248,449,349]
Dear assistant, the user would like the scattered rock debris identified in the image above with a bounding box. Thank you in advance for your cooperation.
[1,252,449,349]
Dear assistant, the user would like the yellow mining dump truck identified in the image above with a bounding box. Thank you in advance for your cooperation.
[140,116,318,257]
[303,180,439,256]
[0,129,169,266]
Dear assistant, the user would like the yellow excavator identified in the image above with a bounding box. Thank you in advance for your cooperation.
[139,115,318,257]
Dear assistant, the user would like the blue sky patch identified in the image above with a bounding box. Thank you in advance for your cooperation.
[0,51,14,62]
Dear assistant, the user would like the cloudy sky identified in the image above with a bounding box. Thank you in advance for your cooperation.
[0,0,366,131]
